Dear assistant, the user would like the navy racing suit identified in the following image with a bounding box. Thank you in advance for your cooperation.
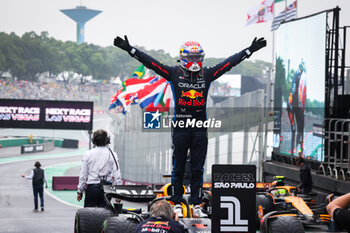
[129,46,250,205]
[135,217,185,233]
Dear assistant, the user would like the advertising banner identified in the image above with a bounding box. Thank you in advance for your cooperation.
[0,99,93,130]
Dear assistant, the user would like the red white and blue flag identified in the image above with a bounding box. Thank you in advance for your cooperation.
[136,78,167,109]
[145,81,172,112]
[109,76,159,112]
[109,65,173,113]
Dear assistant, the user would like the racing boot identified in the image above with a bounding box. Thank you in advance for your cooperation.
[174,204,184,218]
[193,205,208,218]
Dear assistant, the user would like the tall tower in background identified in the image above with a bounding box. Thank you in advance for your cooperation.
[60,6,102,44]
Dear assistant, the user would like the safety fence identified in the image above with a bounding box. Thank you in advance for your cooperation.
[320,118,350,180]
[21,141,55,154]
[110,89,269,184]
[0,136,79,152]
[0,136,62,148]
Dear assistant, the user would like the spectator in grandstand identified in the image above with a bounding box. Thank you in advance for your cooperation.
[77,129,122,207]
[0,80,115,110]
[296,156,312,195]
[135,199,185,233]
[21,161,48,212]
[327,193,350,232]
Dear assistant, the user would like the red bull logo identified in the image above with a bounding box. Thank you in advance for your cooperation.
[178,98,205,107]
[145,221,169,226]
[181,90,203,99]
[190,46,199,52]
[142,221,171,231]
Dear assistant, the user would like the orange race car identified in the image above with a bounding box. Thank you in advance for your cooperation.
[256,176,331,233]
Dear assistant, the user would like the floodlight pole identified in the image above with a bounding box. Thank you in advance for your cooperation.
[261,0,276,182]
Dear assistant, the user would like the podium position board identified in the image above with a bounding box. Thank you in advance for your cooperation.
[212,165,256,233]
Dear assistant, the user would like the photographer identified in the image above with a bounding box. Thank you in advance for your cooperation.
[77,129,122,207]
[135,200,185,233]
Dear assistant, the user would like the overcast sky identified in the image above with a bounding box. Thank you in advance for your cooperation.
[1,0,350,62]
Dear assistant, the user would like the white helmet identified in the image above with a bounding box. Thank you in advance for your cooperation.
[179,41,205,72]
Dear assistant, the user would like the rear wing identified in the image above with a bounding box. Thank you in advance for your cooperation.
[103,184,156,202]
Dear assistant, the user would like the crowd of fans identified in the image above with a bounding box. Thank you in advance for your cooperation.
[0,79,120,109]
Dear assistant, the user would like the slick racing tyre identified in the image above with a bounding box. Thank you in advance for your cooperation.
[268,216,304,233]
[102,216,139,233]
[74,208,113,233]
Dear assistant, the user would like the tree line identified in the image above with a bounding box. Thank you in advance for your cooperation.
[0,31,271,82]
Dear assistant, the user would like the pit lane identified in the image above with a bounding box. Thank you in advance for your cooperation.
[0,114,346,232]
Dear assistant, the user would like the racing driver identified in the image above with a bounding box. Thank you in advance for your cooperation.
[114,35,266,217]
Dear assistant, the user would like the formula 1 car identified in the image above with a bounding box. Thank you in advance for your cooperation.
[256,176,331,233]
[74,183,212,233]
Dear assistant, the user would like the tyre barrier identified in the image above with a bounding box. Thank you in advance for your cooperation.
[0,136,79,153]
[21,141,55,154]
[62,139,79,148]
[0,136,79,149]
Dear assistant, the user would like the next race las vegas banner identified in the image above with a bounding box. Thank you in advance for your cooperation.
[0,99,93,130]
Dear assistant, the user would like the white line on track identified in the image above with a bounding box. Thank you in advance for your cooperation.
[43,162,82,209]
[44,190,81,209]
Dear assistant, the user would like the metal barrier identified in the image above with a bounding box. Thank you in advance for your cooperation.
[21,140,55,154]
[320,118,350,180]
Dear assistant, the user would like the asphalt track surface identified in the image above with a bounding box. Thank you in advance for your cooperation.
[0,114,144,233]
[0,148,82,233]
[0,114,345,233]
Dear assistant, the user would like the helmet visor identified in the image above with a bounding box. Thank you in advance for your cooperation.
[181,53,204,63]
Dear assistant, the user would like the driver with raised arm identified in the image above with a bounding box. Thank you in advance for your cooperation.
[114,35,266,217]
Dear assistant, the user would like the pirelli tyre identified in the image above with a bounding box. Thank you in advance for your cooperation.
[102,216,139,233]
[256,194,274,228]
[268,216,304,233]
[74,208,113,233]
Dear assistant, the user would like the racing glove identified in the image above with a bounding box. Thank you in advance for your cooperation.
[245,37,267,58]
[113,35,136,56]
